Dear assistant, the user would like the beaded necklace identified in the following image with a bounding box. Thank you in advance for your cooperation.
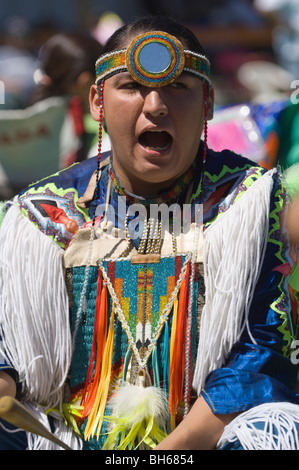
[109,158,195,206]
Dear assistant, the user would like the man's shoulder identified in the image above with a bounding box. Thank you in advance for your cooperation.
[15,154,109,248]
[199,147,270,225]
[206,147,264,179]
[19,155,100,199]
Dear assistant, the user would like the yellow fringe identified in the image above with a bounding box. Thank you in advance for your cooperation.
[169,295,178,361]
[84,305,115,440]
[169,296,178,431]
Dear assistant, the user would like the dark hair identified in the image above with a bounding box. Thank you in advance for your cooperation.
[31,32,103,102]
[102,16,208,58]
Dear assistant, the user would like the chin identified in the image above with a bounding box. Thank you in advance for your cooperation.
[137,163,174,181]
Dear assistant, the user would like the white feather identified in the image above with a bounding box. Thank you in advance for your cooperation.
[108,384,168,425]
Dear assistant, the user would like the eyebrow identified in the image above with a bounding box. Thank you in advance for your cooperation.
[112,72,133,84]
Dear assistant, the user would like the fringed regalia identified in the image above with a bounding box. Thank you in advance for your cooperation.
[1,145,299,450]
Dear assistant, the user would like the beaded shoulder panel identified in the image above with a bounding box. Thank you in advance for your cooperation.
[16,157,99,248]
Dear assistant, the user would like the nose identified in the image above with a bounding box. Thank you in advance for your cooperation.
[142,89,168,118]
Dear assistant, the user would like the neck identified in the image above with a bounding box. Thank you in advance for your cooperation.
[109,159,195,204]
[117,175,177,199]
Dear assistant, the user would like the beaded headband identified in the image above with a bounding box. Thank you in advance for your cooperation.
[95,31,211,87]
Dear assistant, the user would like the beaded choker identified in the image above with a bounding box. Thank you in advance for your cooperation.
[108,159,194,206]
[95,31,211,87]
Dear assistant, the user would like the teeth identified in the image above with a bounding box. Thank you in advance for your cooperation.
[145,145,168,151]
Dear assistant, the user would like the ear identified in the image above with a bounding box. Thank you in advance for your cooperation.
[89,84,102,122]
[206,85,214,121]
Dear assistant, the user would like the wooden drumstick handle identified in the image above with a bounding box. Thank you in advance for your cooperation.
[0,396,72,450]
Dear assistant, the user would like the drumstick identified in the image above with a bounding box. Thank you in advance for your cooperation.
[0,396,72,450]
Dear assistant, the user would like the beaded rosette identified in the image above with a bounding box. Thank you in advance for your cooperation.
[95,31,211,87]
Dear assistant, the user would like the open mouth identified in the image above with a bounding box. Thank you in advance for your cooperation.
[138,130,172,152]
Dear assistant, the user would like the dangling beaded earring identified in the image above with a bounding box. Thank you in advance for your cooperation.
[197,82,209,200]
[92,80,105,224]
[97,81,105,177]
[202,82,208,168]
[72,81,105,346]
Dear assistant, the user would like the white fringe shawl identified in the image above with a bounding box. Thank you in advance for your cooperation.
[192,169,277,394]
[192,168,299,450]
[217,402,299,450]
[0,203,81,449]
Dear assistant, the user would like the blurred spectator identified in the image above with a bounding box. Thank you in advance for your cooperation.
[263,100,299,170]
[30,32,102,110]
[282,163,299,319]
[284,163,299,246]
[0,45,37,109]
[254,0,299,77]
[237,59,293,103]
[30,32,111,160]
[0,32,109,198]
[91,11,124,45]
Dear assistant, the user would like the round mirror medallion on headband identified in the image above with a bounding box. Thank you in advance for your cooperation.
[126,32,185,87]
[95,30,211,87]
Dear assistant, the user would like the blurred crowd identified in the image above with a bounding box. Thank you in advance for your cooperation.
[0,0,299,198]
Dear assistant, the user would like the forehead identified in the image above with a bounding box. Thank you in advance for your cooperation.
[106,70,201,87]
